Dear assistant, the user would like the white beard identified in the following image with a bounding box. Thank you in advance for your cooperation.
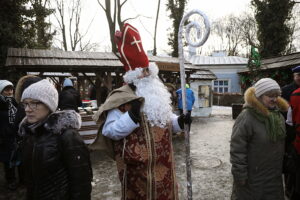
[131,65,173,128]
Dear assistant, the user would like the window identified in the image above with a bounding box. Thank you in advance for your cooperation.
[213,80,230,93]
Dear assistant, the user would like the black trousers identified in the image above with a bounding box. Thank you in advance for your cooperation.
[178,109,192,131]
[3,162,16,182]
[284,155,300,199]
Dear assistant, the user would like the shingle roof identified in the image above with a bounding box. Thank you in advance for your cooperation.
[190,55,248,65]
[239,51,300,73]
[5,48,204,74]
[190,70,217,80]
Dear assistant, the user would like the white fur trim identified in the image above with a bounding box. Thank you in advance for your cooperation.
[123,67,143,83]
[123,62,159,83]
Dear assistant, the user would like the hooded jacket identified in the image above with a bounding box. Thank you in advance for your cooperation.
[230,87,289,200]
[176,88,195,111]
[13,75,42,135]
[19,110,92,200]
[281,82,299,102]
[58,86,82,112]
[0,95,17,162]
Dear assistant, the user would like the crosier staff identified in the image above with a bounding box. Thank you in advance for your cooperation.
[178,9,210,200]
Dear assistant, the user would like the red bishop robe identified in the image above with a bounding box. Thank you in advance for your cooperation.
[113,114,178,200]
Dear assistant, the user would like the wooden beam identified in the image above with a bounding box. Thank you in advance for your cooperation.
[82,72,96,88]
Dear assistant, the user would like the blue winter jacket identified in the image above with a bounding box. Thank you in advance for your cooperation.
[176,88,195,111]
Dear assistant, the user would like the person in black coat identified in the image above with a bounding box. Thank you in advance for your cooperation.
[282,66,300,102]
[19,79,92,200]
[11,75,43,186]
[0,80,18,190]
[282,65,300,199]
[58,78,82,112]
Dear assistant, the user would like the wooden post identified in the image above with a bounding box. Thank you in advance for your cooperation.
[95,72,102,107]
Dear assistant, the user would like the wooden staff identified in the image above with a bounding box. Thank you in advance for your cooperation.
[178,9,210,200]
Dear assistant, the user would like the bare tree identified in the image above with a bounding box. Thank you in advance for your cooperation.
[53,0,96,51]
[286,3,300,53]
[239,12,259,49]
[97,0,143,53]
[212,12,258,56]
[153,0,161,56]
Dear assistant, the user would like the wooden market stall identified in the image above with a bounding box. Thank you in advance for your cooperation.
[5,48,216,143]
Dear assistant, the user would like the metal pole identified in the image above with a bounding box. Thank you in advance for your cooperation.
[178,9,210,200]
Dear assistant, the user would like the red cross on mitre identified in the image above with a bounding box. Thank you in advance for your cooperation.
[115,23,149,71]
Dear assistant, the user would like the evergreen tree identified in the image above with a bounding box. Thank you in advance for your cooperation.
[251,0,295,58]
[28,0,55,49]
[0,0,54,80]
[241,46,261,90]
[0,0,29,79]
[166,0,188,57]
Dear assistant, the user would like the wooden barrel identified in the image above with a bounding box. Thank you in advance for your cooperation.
[232,103,243,119]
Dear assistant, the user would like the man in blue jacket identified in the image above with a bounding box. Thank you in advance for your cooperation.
[176,84,195,115]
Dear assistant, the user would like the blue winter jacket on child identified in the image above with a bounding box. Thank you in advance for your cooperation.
[176,88,195,111]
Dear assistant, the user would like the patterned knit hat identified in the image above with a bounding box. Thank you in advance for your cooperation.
[21,79,58,112]
[254,78,281,97]
[0,80,13,94]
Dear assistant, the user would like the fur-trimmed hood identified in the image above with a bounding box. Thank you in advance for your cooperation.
[20,110,81,135]
[15,75,42,103]
[244,87,289,116]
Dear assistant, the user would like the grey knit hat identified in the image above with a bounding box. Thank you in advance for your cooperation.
[254,78,281,97]
[0,80,13,94]
[21,79,58,112]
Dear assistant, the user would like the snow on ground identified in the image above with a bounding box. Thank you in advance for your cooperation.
[90,106,235,200]
[211,106,232,116]
[0,107,235,200]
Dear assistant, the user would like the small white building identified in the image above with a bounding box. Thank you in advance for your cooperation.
[189,70,217,117]
[189,52,248,94]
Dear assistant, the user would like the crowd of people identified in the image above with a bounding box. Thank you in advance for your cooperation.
[0,23,191,200]
[0,77,92,199]
[2,22,300,200]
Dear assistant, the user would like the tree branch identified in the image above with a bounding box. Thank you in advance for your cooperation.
[120,0,128,8]
[97,0,106,11]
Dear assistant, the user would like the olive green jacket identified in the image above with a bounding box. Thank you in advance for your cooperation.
[230,87,289,200]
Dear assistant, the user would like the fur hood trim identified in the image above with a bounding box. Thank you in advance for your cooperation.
[20,110,81,135]
[15,75,41,103]
[244,87,289,116]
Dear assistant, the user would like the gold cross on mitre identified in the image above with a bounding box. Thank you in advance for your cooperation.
[131,36,142,52]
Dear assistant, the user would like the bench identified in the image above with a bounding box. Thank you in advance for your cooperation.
[79,113,100,145]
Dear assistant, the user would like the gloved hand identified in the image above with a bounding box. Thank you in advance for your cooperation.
[177,112,192,129]
[128,99,142,124]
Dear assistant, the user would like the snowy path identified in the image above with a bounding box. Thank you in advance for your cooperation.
[89,110,235,200]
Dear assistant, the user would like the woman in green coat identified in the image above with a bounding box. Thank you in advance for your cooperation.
[230,78,289,200]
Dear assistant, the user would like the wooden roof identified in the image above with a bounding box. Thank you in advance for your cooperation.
[239,51,300,74]
[5,48,122,72]
[5,48,195,73]
[190,69,217,80]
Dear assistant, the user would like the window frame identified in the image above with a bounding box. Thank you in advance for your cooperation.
[212,79,230,93]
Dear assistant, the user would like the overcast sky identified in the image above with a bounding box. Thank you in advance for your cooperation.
[51,0,252,55]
